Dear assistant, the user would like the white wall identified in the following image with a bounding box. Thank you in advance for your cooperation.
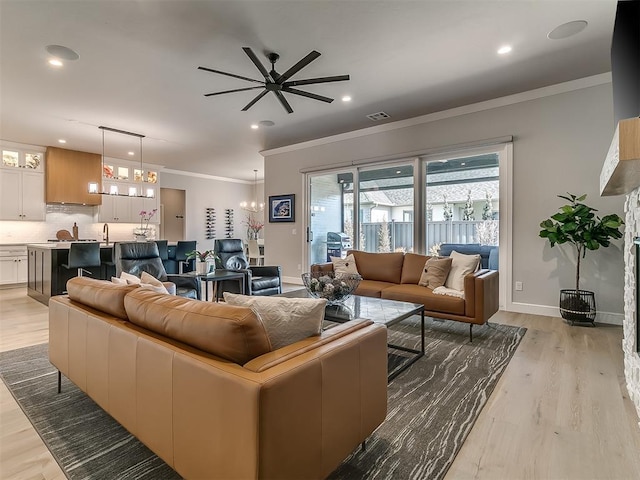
[160,172,264,251]
[263,79,626,320]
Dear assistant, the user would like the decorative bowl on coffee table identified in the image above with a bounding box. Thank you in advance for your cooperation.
[301,272,361,305]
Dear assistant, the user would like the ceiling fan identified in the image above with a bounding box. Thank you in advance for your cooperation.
[198,47,349,114]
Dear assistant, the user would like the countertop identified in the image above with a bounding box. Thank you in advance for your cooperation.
[27,243,113,250]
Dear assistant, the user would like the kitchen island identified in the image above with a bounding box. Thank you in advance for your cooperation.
[27,243,115,305]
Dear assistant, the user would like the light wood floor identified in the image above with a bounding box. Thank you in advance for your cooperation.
[1,287,640,479]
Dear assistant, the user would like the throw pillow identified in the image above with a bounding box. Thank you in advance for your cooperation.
[111,276,127,285]
[138,283,170,295]
[120,271,141,285]
[444,250,481,292]
[223,292,327,349]
[140,271,170,294]
[418,257,453,289]
[330,254,359,276]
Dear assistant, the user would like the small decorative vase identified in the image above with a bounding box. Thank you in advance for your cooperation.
[196,261,208,275]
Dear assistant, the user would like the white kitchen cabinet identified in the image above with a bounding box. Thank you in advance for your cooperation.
[99,191,132,222]
[0,246,28,285]
[0,169,45,221]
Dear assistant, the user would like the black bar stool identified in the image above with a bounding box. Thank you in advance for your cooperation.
[61,243,101,278]
[175,241,196,274]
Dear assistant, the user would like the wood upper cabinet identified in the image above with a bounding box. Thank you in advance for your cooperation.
[45,147,102,205]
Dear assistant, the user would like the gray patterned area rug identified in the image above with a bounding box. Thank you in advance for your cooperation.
[0,318,525,480]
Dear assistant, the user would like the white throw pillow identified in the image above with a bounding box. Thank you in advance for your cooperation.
[444,250,481,292]
[140,271,170,294]
[330,254,359,276]
[223,292,327,350]
[120,271,141,285]
[111,276,127,285]
[138,282,170,295]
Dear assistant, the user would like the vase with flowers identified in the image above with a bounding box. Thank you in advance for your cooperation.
[244,214,264,240]
[187,250,219,274]
[134,208,157,241]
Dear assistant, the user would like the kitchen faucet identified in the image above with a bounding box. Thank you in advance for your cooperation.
[103,223,109,245]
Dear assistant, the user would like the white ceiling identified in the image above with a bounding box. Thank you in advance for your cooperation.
[0,0,616,182]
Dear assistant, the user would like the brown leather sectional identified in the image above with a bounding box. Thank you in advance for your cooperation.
[313,250,499,338]
[49,277,388,479]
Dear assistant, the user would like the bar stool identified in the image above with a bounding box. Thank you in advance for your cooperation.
[175,240,196,274]
[61,242,101,278]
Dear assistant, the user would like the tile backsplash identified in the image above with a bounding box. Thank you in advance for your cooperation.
[0,204,156,243]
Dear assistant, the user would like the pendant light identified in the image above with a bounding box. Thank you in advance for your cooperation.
[88,126,155,198]
[240,169,264,212]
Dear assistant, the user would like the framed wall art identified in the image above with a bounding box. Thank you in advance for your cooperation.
[268,194,295,223]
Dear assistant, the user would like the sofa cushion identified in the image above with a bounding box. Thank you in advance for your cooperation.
[348,250,404,283]
[400,253,430,284]
[355,279,397,298]
[418,257,453,289]
[67,276,139,320]
[381,284,465,316]
[331,254,359,276]
[445,250,481,291]
[223,293,326,349]
[124,288,272,364]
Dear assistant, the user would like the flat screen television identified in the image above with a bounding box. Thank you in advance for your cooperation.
[611,0,640,126]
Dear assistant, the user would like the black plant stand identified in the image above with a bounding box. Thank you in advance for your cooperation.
[559,289,596,326]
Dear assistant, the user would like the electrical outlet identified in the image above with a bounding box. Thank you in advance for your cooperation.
[292,228,297,235]
[515,281,523,291]
[297,264,301,271]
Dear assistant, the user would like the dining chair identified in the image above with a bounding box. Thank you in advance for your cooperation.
[247,239,265,266]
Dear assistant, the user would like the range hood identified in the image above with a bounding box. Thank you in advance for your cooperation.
[600,117,640,196]
[45,147,102,206]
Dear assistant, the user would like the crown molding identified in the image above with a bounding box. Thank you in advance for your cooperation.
[260,72,613,157]
[162,168,264,185]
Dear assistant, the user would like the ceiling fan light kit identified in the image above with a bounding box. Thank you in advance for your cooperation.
[199,47,350,113]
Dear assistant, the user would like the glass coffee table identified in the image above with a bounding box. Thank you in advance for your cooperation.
[280,290,425,380]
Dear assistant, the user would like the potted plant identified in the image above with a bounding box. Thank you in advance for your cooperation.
[187,250,219,275]
[539,193,624,325]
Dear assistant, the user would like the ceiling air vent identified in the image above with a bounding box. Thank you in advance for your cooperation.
[366,111,390,121]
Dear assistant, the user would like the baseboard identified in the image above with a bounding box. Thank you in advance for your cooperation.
[282,276,303,285]
[506,302,623,326]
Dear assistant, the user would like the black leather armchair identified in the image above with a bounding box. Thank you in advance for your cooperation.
[214,239,282,296]
[114,242,201,300]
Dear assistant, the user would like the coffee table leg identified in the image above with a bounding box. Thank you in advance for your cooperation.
[213,281,219,302]
[421,308,425,354]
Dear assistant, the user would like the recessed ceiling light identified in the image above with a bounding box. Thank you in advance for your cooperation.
[58,139,66,144]
[250,124,259,130]
[48,59,63,67]
[128,151,135,156]
[497,45,512,55]
[548,20,588,40]
[342,95,352,102]
[46,44,79,60]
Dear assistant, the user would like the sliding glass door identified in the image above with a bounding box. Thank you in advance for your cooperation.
[308,170,355,266]
[357,164,415,253]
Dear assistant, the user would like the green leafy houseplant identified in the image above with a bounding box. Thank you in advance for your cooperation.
[539,193,623,323]
[186,250,218,262]
[539,193,624,293]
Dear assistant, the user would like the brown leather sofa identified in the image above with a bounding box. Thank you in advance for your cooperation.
[313,250,499,341]
[49,277,388,479]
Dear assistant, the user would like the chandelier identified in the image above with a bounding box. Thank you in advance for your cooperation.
[240,169,264,212]
[88,126,155,198]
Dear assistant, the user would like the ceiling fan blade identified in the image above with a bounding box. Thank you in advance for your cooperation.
[242,47,272,82]
[241,90,269,111]
[273,90,294,114]
[283,87,334,103]
[205,86,264,97]
[283,75,350,87]
[198,66,263,84]
[277,50,321,84]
